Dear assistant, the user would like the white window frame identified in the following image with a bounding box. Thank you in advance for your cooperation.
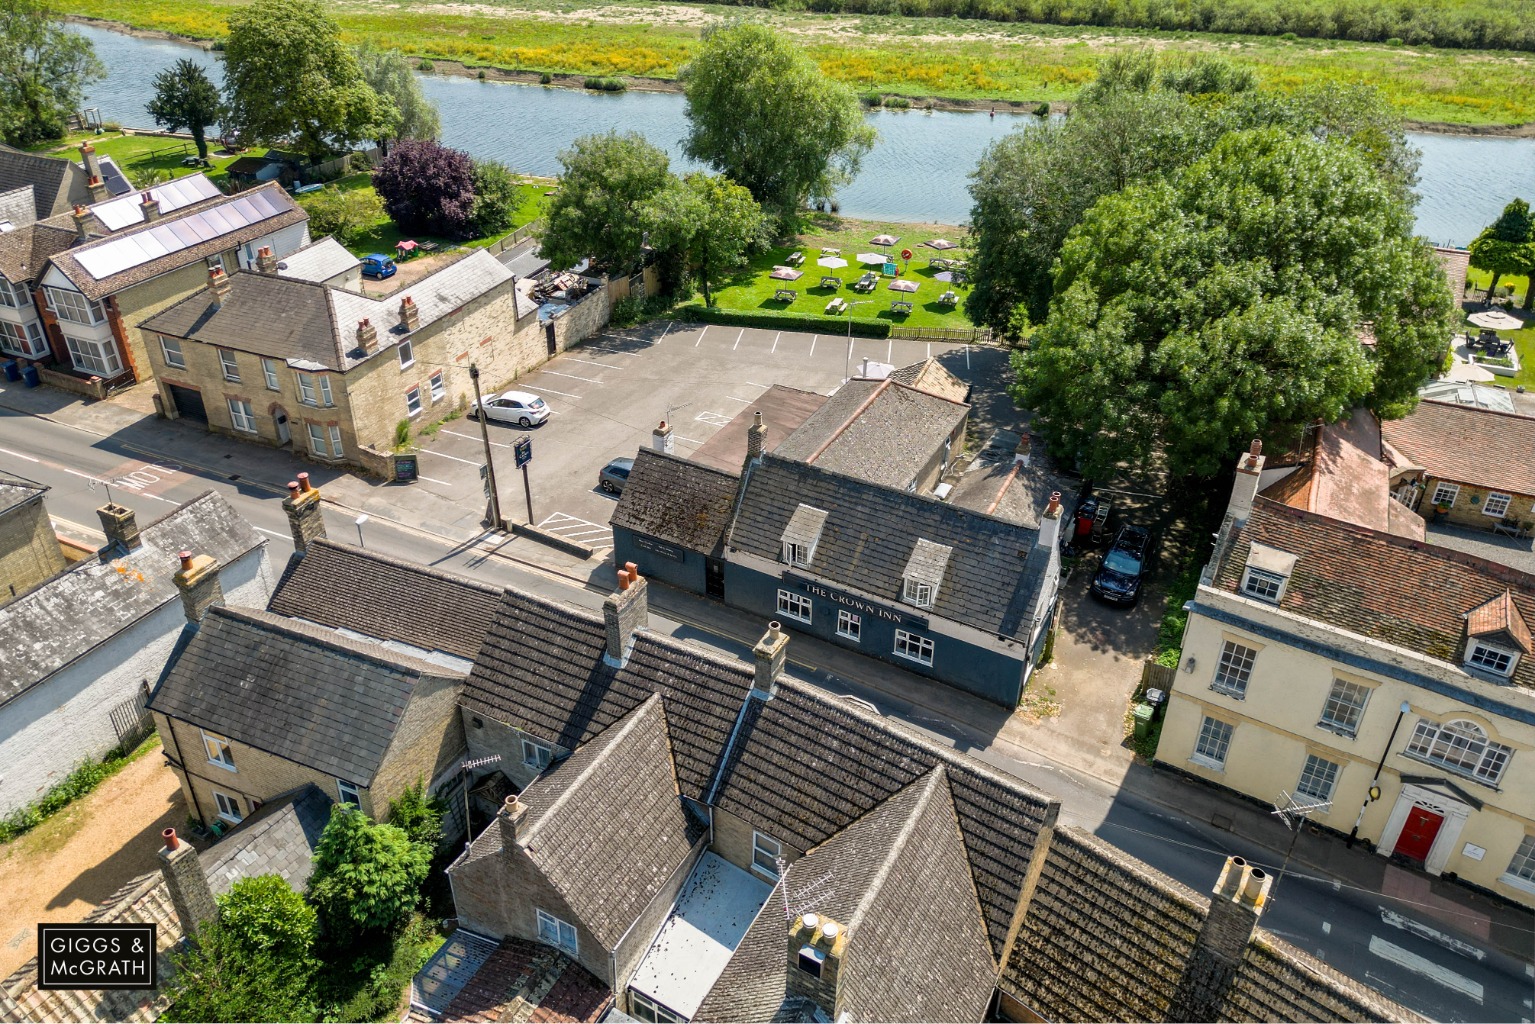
[63,334,121,376]
[1431,481,1460,508]
[298,373,317,405]
[1295,754,1340,802]
[0,277,31,308]
[1211,639,1258,698]
[903,577,934,609]
[522,737,552,770]
[751,831,781,880]
[836,609,861,642]
[327,424,343,459]
[398,339,414,369]
[227,398,256,434]
[628,989,685,1024]
[1318,678,1370,737]
[1482,492,1513,518]
[1240,566,1287,603]
[46,286,102,325]
[262,357,280,391]
[1405,718,1512,785]
[782,541,810,567]
[893,629,934,666]
[1501,834,1535,895]
[201,730,235,771]
[336,779,361,806]
[776,589,812,623]
[0,319,47,358]
[307,421,343,460]
[1191,716,1234,770]
[218,348,240,382]
[1467,640,1517,678]
[212,789,243,824]
[405,385,422,418]
[430,370,445,402]
[536,909,578,954]
[159,334,186,370]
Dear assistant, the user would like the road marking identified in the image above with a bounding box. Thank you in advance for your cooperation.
[254,526,288,539]
[696,411,733,427]
[733,328,744,350]
[420,448,481,466]
[417,475,455,486]
[538,512,613,547]
[542,370,602,383]
[562,357,620,369]
[723,395,751,403]
[674,435,706,445]
[658,320,673,341]
[0,445,39,463]
[926,342,931,359]
[1368,936,1483,1003]
[518,385,581,400]
[442,428,513,449]
[771,332,780,353]
[887,338,893,362]
[696,327,707,347]
[745,381,773,389]
[1378,908,1487,961]
[809,335,817,356]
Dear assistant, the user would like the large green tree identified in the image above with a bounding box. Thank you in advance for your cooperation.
[1468,198,1535,308]
[146,58,221,160]
[541,131,670,273]
[306,805,429,940]
[354,44,440,155]
[0,0,103,147]
[1015,128,1452,480]
[681,23,875,225]
[645,173,765,306]
[222,0,380,162]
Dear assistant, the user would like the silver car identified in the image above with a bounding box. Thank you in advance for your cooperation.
[469,390,550,427]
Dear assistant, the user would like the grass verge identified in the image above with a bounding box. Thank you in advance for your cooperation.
[0,734,161,845]
[298,173,548,258]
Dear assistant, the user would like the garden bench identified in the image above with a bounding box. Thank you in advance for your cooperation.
[890,300,914,315]
[820,276,842,290]
[826,297,847,314]
[774,288,798,303]
[939,290,958,307]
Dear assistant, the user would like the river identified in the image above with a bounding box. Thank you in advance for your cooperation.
[71,22,1535,244]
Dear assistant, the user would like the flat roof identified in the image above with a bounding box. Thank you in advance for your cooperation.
[688,384,827,475]
[626,852,771,1019]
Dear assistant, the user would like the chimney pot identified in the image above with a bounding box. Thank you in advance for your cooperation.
[282,472,326,554]
[174,552,224,626]
[255,245,278,275]
[162,826,179,851]
[357,317,378,353]
[287,480,300,496]
[399,295,420,331]
[97,502,142,553]
[1045,490,1062,518]
[617,569,631,592]
[652,420,675,455]
[139,190,160,222]
[298,472,313,493]
[178,550,193,571]
[499,793,529,846]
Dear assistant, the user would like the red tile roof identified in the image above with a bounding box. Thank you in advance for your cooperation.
[1466,590,1532,653]
[1381,400,1535,498]
[439,938,610,1023]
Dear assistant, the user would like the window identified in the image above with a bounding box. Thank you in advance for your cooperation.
[159,335,186,370]
[894,629,934,666]
[1295,754,1340,802]
[0,319,47,358]
[430,371,445,402]
[1468,641,1516,678]
[398,340,414,368]
[782,541,809,567]
[1192,716,1234,770]
[1241,567,1287,603]
[336,779,361,807]
[64,334,121,376]
[521,738,552,770]
[298,373,316,405]
[328,424,343,460]
[212,790,243,824]
[45,287,102,325]
[536,909,578,954]
[202,731,235,770]
[1406,718,1512,784]
[903,577,934,608]
[628,990,684,1024]
[262,358,280,391]
[307,422,343,460]
[836,609,861,642]
[1431,482,1460,508]
[218,348,240,382]
[1484,492,1513,518]
[1318,678,1370,737]
[405,386,422,417]
[227,398,256,433]
[1502,834,1535,892]
[1211,639,1258,698]
[751,831,781,879]
[777,589,812,623]
[0,277,31,308]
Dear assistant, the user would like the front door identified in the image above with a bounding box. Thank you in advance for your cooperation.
[274,408,291,445]
[705,557,725,599]
[545,321,557,356]
[167,384,206,423]
[1395,805,1444,864]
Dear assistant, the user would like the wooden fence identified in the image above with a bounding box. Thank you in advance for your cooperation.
[1139,659,1178,695]
[890,324,994,345]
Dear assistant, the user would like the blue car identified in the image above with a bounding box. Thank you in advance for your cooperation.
[361,254,397,279]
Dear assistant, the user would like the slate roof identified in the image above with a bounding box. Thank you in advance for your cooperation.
[267,539,503,661]
[0,478,46,519]
[0,491,265,707]
[688,385,827,475]
[732,455,1047,640]
[149,605,461,785]
[1213,498,1535,689]
[201,784,332,896]
[609,449,739,555]
[0,145,89,220]
[0,186,36,231]
[775,378,967,490]
[275,236,360,283]
[1382,399,1535,497]
[885,357,970,403]
[0,218,77,285]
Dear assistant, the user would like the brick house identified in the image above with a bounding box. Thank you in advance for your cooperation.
[1381,399,1535,534]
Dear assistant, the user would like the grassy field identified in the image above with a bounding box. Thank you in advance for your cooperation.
[62,0,1535,126]
[1463,267,1534,389]
[298,172,549,257]
[27,130,253,188]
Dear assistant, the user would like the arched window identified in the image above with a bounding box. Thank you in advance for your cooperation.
[1405,718,1512,784]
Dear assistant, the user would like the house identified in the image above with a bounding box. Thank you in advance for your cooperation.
[274,235,362,289]
[0,200,79,366]
[139,248,543,469]
[0,477,66,605]
[1381,399,1535,533]
[1158,440,1535,908]
[0,142,130,222]
[0,492,272,817]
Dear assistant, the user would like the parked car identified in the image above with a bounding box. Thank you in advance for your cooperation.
[1090,525,1151,606]
[469,390,550,427]
[361,254,397,279]
[598,457,634,494]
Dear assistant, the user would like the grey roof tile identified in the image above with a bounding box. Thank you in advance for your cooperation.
[0,219,76,285]
[201,784,332,896]
[774,379,967,490]
[0,145,88,220]
[609,449,739,555]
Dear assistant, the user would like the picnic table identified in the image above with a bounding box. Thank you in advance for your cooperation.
[853,274,877,293]
[820,247,841,256]
[785,251,805,266]
[890,300,914,315]
[419,241,439,255]
[820,276,842,290]
[939,290,958,307]
[826,297,847,314]
[774,288,799,303]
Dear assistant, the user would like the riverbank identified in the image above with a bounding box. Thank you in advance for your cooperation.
[59,1,1535,129]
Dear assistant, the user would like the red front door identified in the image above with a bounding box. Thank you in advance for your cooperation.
[1395,806,1444,863]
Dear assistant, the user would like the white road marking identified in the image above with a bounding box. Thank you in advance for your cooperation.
[417,475,455,486]
[1368,936,1483,1004]
[674,435,706,445]
[420,448,481,466]
[926,342,931,358]
[723,395,751,403]
[887,338,893,362]
[538,512,613,546]
[562,357,620,369]
[517,385,581,399]
[733,328,744,350]
[696,327,707,347]
[254,526,288,539]
[542,370,602,383]
[442,428,513,449]
[771,332,780,353]
[0,445,40,462]
[696,411,733,427]
[809,335,817,356]
[1378,908,1487,961]
[658,320,673,341]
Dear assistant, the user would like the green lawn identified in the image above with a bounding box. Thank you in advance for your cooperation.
[28,130,253,190]
[1462,266,1534,389]
[300,173,549,258]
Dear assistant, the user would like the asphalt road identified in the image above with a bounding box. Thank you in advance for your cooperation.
[3,408,1531,1022]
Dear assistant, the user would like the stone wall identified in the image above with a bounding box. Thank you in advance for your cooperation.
[712,805,801,882]
[36,365,108,399]
[370,674,467,809]
[0,494,66,605]
[554,285,611,353]
[612,836,707,995]
[462,708,567,793]
[1422,474,1535,531]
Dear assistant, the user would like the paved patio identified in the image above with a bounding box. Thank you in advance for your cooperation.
[1424,520,1535,573]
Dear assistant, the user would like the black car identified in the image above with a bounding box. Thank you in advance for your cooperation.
[1090,525,1151,606]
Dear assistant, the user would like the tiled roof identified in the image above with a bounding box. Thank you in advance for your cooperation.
[609,449,739,555]
[201,784,332,896]
[687,385,827,476]
[434,937,611,1023]
[275,236,359,283]
[1466,590,1532,653]
[268,539,502,661]
[149,605,460,785]
[1226,935,1424,1023]
[1261,410,1423,539]
[0,219,77,284]
[0,491,265,708]
[0,145,88,220]
[1433,246,1470,307]
[774,379,967,490]
[732,455,1047,640]
[1213,498,1535,688]
[885,357,970,403]
[1382,400,1535,498]
[515,696,697,948]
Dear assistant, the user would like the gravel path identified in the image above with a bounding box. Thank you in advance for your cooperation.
[0,750,184,977]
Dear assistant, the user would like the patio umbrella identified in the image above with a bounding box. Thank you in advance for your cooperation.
[857,253,885,265]
[817,256,848,269]
[922,238,959,251]
[769,266,803,281]
[1468,309,1525,331]
[888,279,919,293]
[934,270,954,282]
[870,234,900,246]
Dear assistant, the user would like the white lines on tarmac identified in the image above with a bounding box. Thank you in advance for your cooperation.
[417,475,455,486]
[1367,936,1483,1003]
[539,512,613,546]
[696,327,707,347]
[733,328,744,350]
[561,357,621,369]
[0,445,39,462]
[809,335,817,356]
[543,370,602,384]
[442,428,513,449]
[518,385,581,399]
[745,381,774,389]
[887,339,893,362]
[421,448,481,466]
[723,395,752,403]
[254,526,288,539]
[771,332,780,353]
[674,435,707,445]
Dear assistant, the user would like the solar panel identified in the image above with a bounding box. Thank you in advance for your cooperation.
[89,174,221,231]
[73,189,293,281]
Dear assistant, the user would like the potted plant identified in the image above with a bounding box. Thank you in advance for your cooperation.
[1433,503,1450,523]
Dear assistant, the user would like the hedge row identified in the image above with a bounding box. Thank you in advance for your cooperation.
[677,304,892,338]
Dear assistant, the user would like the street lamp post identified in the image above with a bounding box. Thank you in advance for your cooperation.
[354,514,368,549]
[1348,699,1414,848]
[843,300,874,381]
[469,364,506,531]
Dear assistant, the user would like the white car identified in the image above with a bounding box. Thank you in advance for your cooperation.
[469,390,551,427]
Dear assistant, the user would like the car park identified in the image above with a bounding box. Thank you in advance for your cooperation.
[1090,524,1151,606]
[598,457,634,494]
[469,390,551,427]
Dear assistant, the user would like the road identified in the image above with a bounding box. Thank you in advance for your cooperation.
[2,409,1531,1022]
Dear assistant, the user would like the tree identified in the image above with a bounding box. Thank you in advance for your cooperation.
[146,59,222,161]
[645,173,765,306]
[372,139,476,237]
[307,804,430,940]
[386,777,446,850]
[0,0,104,147]
[541,131,670,273]
[681,24,875,225]
[1015,128,1452,480]
[299,184,384,244]
[468,159,520,238]
[222,0,381,162]
[354,44,440,155]
[162,876,318,1023]
[1468,198,1535,308]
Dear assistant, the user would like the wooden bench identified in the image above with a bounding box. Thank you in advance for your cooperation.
[774,289,798,303]
[826,297,847,314]
[820,276,842,290]
[820,247,841,256]
[890,300,914,315]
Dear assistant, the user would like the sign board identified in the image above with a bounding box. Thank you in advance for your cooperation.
[38,924,156,990]
[514,436,532,468]
[392,453,418,483]
[783,572,929,630]
[631,533,688,563]
[480,463,489,480]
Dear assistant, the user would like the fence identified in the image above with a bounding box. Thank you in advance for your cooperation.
[890,324,994,345]
[1139,659,1178,695]
[489,218,546,255]
[108,689,154,755]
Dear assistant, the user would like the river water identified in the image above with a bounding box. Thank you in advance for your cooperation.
[71,22,1535,244]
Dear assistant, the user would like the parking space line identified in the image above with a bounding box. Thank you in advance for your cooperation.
[659,320,673,341]
[675,435,707,445]
[421,448,481,466]
[810,335,817,356]
[562,357,623,369]
[696,327,707,347]
[771,332,780,353]
[417,475,455,486]
[519,385,581,399]
[733,329,744,350]
[543,370,603,383]
[745,381,773,389]
[887,339,893,362]
[442,428,514,449]
[723,395,751,403]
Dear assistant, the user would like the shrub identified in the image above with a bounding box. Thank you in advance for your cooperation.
[477,68,486,79]
[861,91,883,107]
[884,95,911,109]
[394,419,410,448]
[299,185,384,244]
[386,779,446,849]
[1385,36,1403,46]
[610,295,646,327]
[677,303,890,337]
[373,138,476,236]
[583,76,626,91]
[1280,31,1298,41]
[468,158,519,236]
[540,71,552,84]
[307,805,430,940]
[417,59,434,71]
[1033,101,1050,116]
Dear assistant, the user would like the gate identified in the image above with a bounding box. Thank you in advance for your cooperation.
[108,686,154,754]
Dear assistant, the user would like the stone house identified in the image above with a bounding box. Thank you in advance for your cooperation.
[139,248,543,469]
[0,142,122,222]
[0,478,66,605]
[0,491,273,817]
[1381,399,1535,534]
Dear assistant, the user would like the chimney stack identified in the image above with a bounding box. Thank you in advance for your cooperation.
[282,472,326,554]
[79,142,101,182]
[86,175,107,203]
[356,318,378,354]
[139,190,160,223]
[652,420,674,455]
[1226,439,1266,527]
[1036,490,1064,551]
[71,204,94,241]
[96,502,141,554]
[174,550,224,626]
[786,913,848,1015]
[398,295,420,332]
[255,245,278,275]
[206,266,231,309]
[1169,855,1271,1021]
[158,827,217,934]
[752,621,788,698]
[498,794,529,846]
[746,410,767,464]
[1014,433,1031,467]
[603,562,648,667]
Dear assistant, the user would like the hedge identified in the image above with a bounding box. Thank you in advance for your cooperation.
[677,304,891,338]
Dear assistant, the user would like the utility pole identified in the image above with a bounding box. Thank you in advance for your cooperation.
[469,364,505,531]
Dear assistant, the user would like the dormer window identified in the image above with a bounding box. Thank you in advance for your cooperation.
[902,538,951,610]
[1468,641,1516,678]
[1464,590,1530,680]
[783,541,809,567]
[903,578,933,608]
[1240,543,1297,604]
[781,504,829,569]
